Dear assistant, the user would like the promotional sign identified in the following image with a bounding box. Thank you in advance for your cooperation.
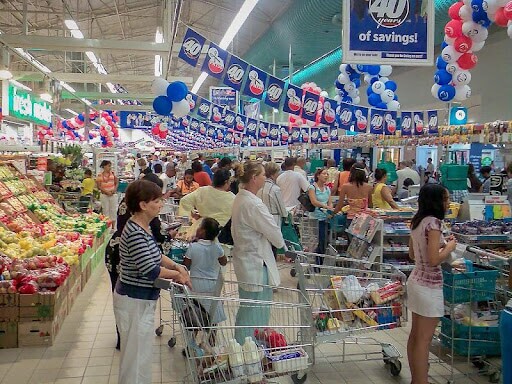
[198,121,207,136]
[427,110,439,134]
[216,128,226,142]
[36,157,48,171]
[209,86,238,112]
[383,111,398,136]
[210,105,223,123]
[196,98,212,119]
[234,114,246,132]
[301,127,310,144]
[280,126,290,145]
[245,118,258,138]
[449,106,468,125]
[337,102,354,131]
[222,55,248,91]
[224,130,234,144]
[178,28,207,67]
[330,126,339,142]
[264,76,286,109]
[119,111,155,128]
[206,123,217,138]
[223,109,236,130]
[400,111,413,136]
[258,121,269,139]
[189,117,200,132]
[342,0,435,65]
[290,127,302,144]
[321,99,337,126]
[269,124,280,145]
[243,65,267,99]
[319,127,330,143]
[179,116,190,131]
[413,111,425,135]
[302,91,320,122]
[185,92,198,114]
[310,127,320,144]
[201,42,228,79]
[282,84,303,115]
[8,85,52,125]
[370,109,385,134]
[353,106,369,133]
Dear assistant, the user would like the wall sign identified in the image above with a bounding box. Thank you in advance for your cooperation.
[8,85,52,125]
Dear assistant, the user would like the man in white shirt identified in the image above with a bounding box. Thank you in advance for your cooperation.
[176,153,191,180]
[160,163,178,197]
[393,160,421,196]
[277,157,310,208]
[294,157,307,178]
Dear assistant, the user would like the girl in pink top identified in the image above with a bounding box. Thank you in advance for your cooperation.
[407,184,456,384]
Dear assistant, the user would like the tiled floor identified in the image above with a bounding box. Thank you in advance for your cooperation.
[0,263,499,384]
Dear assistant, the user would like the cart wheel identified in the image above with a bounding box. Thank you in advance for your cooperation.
[167,337,176,348]
[389,360,402,376]
[471,358,485,370]
[155,325,164,336]
[489,372,500,383]
[291,373,307,384]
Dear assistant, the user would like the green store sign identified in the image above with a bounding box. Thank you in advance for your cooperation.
[8,85,52,125]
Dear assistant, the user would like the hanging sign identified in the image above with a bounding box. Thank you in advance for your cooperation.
[319,128,330,143]
[258,121,269,139]
[290,127,302,144]
[264,76,286,109]
[243,65,267,99]
[246,118,258,138]
[206,123,217,138]
[330,126,339,142]
[269,124,280,145]
[280,126,290,145]
[8,85,52,125]
[189,117,200,132]
[224,130,234,144]
[383,111,398,136]
[282,84,303,114]
[198,121,208,136]
[222,56,248,92]
[342,0,435,65]
[178,28,207,67]
[178,116,189,131]
[201,42,228,78]
[210,105,223,123]
[311,127,321,144]
[302,91,320,122]
[209,86,238,112]
[400,111,412,136]
[196,98,212,119]
[321,99,337,126]
[301,127,310,143]
[413,111,425,136]
[185,92,198,114]
[223,109,236,129]
[234,114,246,132]
[427,110,439,134]
[353,106,369,133]
[370,109,385,134]
[337,102,354,131]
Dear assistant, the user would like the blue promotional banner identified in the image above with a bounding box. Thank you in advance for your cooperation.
[178,116,189,131]
[310,127,321,144]
[330,126,339,142]
[246,118,258,138]
[198,121,208,136]
[427,110,439,134]
[206,124,217,138]
[224,130,234,144]
[233,133,242,146]
[178,28,207,67]
[353,106,369,133]
[264,76,286,109]
[185,93,198,114]
[201,42,228,79]
[243,65,267,99]
[337,102,354,131]
[209,87,238,112]
[223,109,236,129]
[321,99,337,126]
[342,0,434,65]
[189,117,200,132]
[413,111,425,136]
[319,128,330,143]
[302,91,320,122]
[282,84,303,115]
[280,126,290,146]
[234,114,246,133]
[370,109,385,135]
[383,111,398,136]
[400,111,413,136]
[222,55,248,91]
[216,128,226,142]
[301,127,310,144]
[119,111,155,128]
[210,105,223,123]
[269,124,280,144]
[197,98,212,119]
[290,127,301,144]
[258,121,270,139]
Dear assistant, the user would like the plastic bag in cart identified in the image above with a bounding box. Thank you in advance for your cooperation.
[340,275,365,303]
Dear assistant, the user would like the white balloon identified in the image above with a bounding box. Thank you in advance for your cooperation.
[344,82,356,92]
[363,74,372,84]
[172,99,190,118]
[446,63,461,74]
[387,100,400,111]
[352,96,361,104]
[381,89,395,103]
[151,77,169,96]
[379,76,389,83]
[462,21,488,42]
[462,0,471,6]
[442,45,463,63]
[337,73,350,84]
[320,90,329,98]
[459,4,473,21]
[471,40,485,51]
[454,85,472,101]
[379,65,393,77]
[309,82,317,88]
[452,70,472,86]
[444,35,456,45]
[334,95,342,102]
[482,0,499,14]
[339,64,349,74]
[371,81,385,94]
[348,88,360,98]
[431,84,441,98]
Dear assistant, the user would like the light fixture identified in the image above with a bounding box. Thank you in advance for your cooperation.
[154,27,163,77]
[14,48,51,73]
[81,98,92,106]
[191,0,259,93]
[70,29,84,39]
[9,79,31,91]
[65,108,78,116]
[64,19,79,30]
[0,68,12,80]
[40,93,53,103]
[85,51,97,63]
[105,82,117,93]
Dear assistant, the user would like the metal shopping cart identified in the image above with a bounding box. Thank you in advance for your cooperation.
[155,277,313,384]
[290,249,407,376]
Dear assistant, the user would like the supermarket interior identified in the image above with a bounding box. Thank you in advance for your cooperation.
[0,0,511,383]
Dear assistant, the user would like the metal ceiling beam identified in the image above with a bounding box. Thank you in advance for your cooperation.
[12,71,193,85]
[61,91,155,101]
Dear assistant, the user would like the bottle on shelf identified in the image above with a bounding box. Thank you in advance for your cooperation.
[227,339,245,378]
[242,336,263,383]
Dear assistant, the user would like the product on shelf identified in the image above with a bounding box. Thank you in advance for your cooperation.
[4,180,27,196]
[0,165,16,180]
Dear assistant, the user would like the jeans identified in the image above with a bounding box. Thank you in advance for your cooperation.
[315,220,329,265]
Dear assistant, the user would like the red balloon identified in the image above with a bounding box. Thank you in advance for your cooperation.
[504,1,512,20]
[494,7,509,27]
[457,53,478,70]
[444,19,463,38]
[448,1,464,20]
[453,35,473,53]
[151,126,160,135]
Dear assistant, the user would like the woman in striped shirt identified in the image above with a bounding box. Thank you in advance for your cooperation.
[113,179,190,384]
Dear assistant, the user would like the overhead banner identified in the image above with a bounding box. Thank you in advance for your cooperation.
[330,126,339,142]
[189,117,200,132]
[283,84,303,115]
[413,111,425,136]
[186,93,198,114]
[427,110,439,134]
[370,109,385,135]
[302,91,320,122]
[234,114,246,132]
[210,105,223,123]
[197,98,212,119]
[264,76,286,109]
[321,99,337,126]
[400,111,412,136]
[119,111,155,128]
[337,103,353,131]
[246,118,258,138]
[244,66,267,99]
[178,28,207,67]
[301,127,310,144]
[201,42,228,79]
[258,121,269,139]
[280,126,290,146]
[383,111,397,136]
[353,106,369,133]
[290,127,302,144]
[223,109,236,129]
[342,0,435,65]
[209,86,238,112]
[222,55,248,91]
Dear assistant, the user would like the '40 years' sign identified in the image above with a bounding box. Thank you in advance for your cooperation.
[342,0,435,66]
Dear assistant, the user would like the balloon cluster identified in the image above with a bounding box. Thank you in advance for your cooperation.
[150,122,169,140]
[433,0,512,102]
[151,78,191,118]
[37,125,54,142]
[288,82,329,128]
[334,64,400,112]
[98,110,120,147]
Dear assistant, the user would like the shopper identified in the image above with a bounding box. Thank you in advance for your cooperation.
[176,169,199,197]
[183,218,227,325]
[113,180,190,384]
[231,161,285,343]
[257,162,288,227]
[372,168,399,210]
[326,159,339,195]
[407,184,456,384]
[467,164,482,193]
[192,160,212,187]
[276,157,310,208]
[393,161,421,196]
[426,157,435,174]
[176,153,191,180]
[96,160,118,229]
[338,157,356,194]
[480,166,492,193]
[398,178,415,200]
[308,168,333,256]
[161,163,178,198]
[423,171,438,185]
[137,158,151,178]
[81,169,95,197]
[215,157,233,174]
[294,157,307,177]
[230,162,243,194]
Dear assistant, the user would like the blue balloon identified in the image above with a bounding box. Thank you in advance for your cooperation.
[441,41,448,49]
[393,94,398,101]
[368,93,382,106]
[434,70,452,85]
[376,102,387,109]
[471,0,483,12]
[366,87,374,97]
[153,95,172,115]
[167,81,188,102]
[353,78,361,88]
[335,80,343,89]
[342,96,353,103]
[437,85,456,102]
[369,77,379,85]
[473,12,491,27]
[62,121,69,129]
[385,81,397,92]
[77,114,85,122]
[356,65,368,73]
[349,73,359,82]
[345,65,355,74]
[367,65,380,76]
[436,56,447,70]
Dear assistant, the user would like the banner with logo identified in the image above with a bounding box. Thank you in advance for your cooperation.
[185,92,198,114]
[119,111,155,128]
[283,84,303,115]
[189,117,200,132]
[301,127,310,144]
[209,86,238,112]
[264,76,286,109]
[301,91,320,122]
[178,116,190,131]
[222,55,248,91]
[290,127,302,144]
[245,118,258,138]
[206,123,217,138]
[198,121,208,136]
[413,111,425,136]
[319,127,330,143]
[210,105,223,123]
[383,111,398,136]
[427,110,439,134]
[224,130,234,144]
[243,65,267,99]
[370,109,385,135]
[280,126,290,145]
[337,102,354,130]
[310,127,320,144]
[269,124,280,145]
[223,109,236,130]
[400,111,412,136]
[197,98,212,119]
[201,42,228,78]
[216,128,226,142]
[233,132,242,146]
[330,126,339,142]
[341,0,434,65]
[234,114,246,132]
[178,28,207,67]
[257,121,270,140]
[353,106,369,133]
[321,99,337,126]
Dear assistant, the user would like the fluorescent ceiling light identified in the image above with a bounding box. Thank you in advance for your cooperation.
[191,0,259,93]
[14,48,51,73]
[70,29,84,39]
[155,27,164,43]
[0,69,12,80]
[60,81,76,93]
[94,62,107,75]
[65,108,79,116]
[64,19,79,30]
[81,98,92,106]
[40,93,53,103]
[154,55,162,77]
[85,51,97,63]
[9,79,31,91]
[106,82,117,93]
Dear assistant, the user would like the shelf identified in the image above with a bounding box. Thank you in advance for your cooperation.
[384,233,411,237]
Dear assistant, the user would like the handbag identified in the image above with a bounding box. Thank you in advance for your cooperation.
[298,189,316,212]
[218,219,233,245]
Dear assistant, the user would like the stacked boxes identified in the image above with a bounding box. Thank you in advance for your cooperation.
[0,294,19,349]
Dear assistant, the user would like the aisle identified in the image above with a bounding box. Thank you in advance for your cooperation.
[0,264,492,384]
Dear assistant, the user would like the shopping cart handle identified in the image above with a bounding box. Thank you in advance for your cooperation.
[154,278,191,294]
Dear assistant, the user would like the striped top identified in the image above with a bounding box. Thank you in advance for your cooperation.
[117,220,161,300]
[99,171,116,193]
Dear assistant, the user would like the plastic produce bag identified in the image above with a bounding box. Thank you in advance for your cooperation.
[340,275,365,303]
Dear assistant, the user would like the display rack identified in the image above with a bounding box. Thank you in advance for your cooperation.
[345,213,383,264]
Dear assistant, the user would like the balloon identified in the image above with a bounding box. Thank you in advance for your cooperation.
[454,35,473,53]
[434,69,453,85]
[380,89,395,103]
[151,77,169,96]
[172,99,191,118]
[363,74,372,84]
[472,11,492,27]
[449,2,465,19]
[167,81,188,102]
[387,100,400,111]
[452,70,472,85]
[379,76,389,83]
[77,114,85,122]
[376,102,387,109]
[334,95,342,102]
[442,45,463,63]
[446,62,461,74]
[368,93,382,106]
[353,78,361,88]
[153,95,172,115]
[367,65,380,75]
[459,4,473,20]
[462,21,488,42]
[454,84,472,101]
[379,65,393,77]
[457,52,478,69]
[438,85,456,101]
[471,0,484,12]
[444,35,456,45]
[344,82,356,93]
[385,81,397,92]
[431,84,441,98]
[320,91,329,98]
[335,80,343,89]
[352,96,361,104]
[337,73,349,84]
[494,7,509,25]
[371,81,385,94]
[339,64,349,74]
[436,56,448,70]
[483,0,500,14]
[445,19,463,38]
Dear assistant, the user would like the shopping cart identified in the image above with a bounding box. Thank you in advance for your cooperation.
[155,277,313,384]
[290,249,407,376]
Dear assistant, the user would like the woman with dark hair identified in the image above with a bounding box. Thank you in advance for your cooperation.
[308,168,333,256]
[96,160,118,229]
[333,162,373,221]
[192,160,212,187]
[467,163,482,193]
[113,180,190,384]
[337,157,357,194]
[372,168,399,210]
[407,184,456,384]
